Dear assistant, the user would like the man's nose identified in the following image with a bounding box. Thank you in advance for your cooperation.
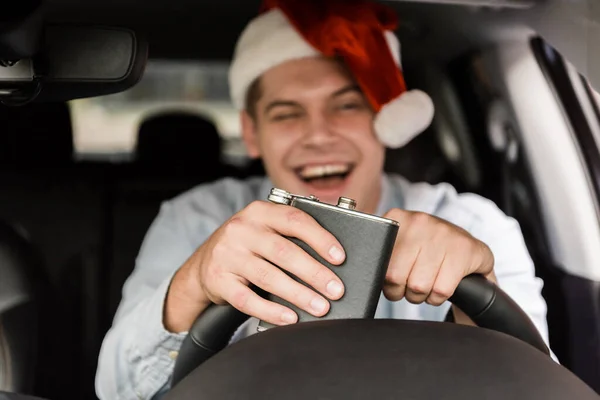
[302,114,337,147]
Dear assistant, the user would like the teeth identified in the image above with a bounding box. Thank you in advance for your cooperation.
[300,164,350,179]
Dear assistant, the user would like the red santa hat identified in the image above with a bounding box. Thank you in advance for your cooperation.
[229,0,435,149]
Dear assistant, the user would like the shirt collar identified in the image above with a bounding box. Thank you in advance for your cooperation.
[375,173,403,216]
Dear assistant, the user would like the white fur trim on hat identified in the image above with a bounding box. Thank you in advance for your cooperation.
[229,9,319,110]
[374,90,435,148]
[229,8,435,149]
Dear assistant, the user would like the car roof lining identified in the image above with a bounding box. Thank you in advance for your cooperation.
[40,0,600,91]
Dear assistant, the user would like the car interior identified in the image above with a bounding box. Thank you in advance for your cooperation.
[1,0,600,399]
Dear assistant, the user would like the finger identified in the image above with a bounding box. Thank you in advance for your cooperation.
[249,231,345,301]
[382,280,406,301]
[382,246,418,301]
[241,255,332,317]
[426,236,493,306]
[245,201,346,265]
[222,279,298,326]
[383,214,431,302]
[426,254,465,306]
[405,248,445,305]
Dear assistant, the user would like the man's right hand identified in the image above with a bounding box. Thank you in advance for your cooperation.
[163,200,346,333]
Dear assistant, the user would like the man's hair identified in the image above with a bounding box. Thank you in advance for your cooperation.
[244,77,263,120]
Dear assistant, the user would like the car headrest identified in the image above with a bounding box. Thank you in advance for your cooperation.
[135,111,222,169]
[0,102,74,167]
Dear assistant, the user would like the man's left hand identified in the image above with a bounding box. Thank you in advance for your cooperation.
[383,209,496,307]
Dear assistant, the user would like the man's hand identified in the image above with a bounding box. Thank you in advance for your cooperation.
[164,201,346,333]
[382,209,495,315]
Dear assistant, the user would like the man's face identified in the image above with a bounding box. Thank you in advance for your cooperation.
[241,56,386,214]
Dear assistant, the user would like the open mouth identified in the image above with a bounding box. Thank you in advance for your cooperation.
[295,163,354,191]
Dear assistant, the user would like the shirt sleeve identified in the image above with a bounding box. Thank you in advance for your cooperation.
[95,178,263,400]
[94,199,215,400]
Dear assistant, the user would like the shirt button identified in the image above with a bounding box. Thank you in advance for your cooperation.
[169,351,179,360]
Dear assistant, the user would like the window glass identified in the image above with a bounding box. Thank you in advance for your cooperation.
[69,60,246,162]
[587,80,600,110]
[581,77,600,153]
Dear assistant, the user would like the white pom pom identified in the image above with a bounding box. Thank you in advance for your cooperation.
[373,89,435,148]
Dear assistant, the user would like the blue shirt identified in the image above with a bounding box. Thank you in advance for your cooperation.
[95,173,554,399]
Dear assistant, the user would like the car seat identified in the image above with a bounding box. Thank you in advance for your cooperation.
[0,101,109,400]
[134,110,225,178]
[0,220,47,395]
[108,111,234,318]
[0,103,73,168]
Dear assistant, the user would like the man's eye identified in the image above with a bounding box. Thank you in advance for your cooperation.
[338,102,362,110]
[272,113,301,121]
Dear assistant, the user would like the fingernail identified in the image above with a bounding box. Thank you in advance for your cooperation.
[281,310,297,324]
[329,245,345,262]
[310,297,328,314]
[327,280,344,298]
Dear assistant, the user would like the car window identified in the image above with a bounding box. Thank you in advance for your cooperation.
[589,85,600,109]
[581,78,600,154]
[69,60,248,164]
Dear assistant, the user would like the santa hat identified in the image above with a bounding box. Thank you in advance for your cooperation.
[229,0,435,149]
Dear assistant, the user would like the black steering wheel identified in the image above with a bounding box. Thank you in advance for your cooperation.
[165,275,600,399]
[170,274,550,387]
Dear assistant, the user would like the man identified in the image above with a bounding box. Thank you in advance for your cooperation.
[95,0,553,398]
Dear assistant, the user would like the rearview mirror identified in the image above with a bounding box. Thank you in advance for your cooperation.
[0,24,148,104]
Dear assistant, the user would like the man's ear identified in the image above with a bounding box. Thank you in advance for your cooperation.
[240,110,261,159]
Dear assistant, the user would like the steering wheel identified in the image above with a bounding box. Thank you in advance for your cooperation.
[170,274,550,387]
